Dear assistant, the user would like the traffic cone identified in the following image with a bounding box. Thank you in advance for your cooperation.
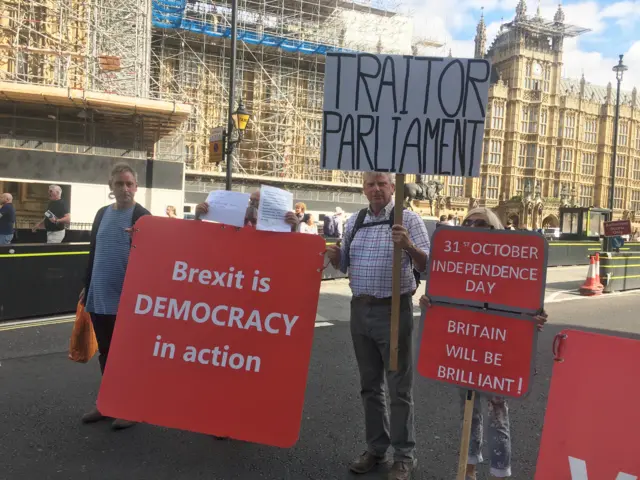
[579,255,603,296]
[594,253,604,289]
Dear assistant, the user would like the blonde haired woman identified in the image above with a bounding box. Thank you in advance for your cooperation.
[460,207,504,230]
[166,205,177,218]
[420,207,547,479]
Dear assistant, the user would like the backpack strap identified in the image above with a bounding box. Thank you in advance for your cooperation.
[344,205,421,290]
[352,208,369,238]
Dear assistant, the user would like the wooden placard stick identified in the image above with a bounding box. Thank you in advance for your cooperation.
[389,173,405,371]
[457,390,476,480]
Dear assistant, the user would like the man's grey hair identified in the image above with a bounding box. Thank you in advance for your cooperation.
[49,185,62,197]
[110,162,138,183]
[2,192,12,202]
[362,172,395,184]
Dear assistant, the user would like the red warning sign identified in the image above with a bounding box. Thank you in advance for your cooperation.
[603,219,632,237]
[417,304,537,398]
[535,330,640,479]
[426,227,548,314]
[97,216,325,448]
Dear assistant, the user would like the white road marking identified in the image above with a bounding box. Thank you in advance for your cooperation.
[0,315,74,327]
[314,322,334,328]
[545,289,575,302]
[551,265,590,270]
[546,289,640,303]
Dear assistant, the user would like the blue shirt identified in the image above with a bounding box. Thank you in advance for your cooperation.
[0,203,15,235]
[85,205,135,315]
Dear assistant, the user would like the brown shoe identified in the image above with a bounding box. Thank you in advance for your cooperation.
[111,419,136,430]
[81,408,106,424]
[388,459,417,480]
[349,451,388,474]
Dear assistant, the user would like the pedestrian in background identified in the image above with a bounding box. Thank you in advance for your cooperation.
[166,205,178,218]
[295,201,310,224]
[420,207,547,480]
[300,213,318,234]
[32,185,70,243]
[80,162,150,430]
[0,193,16,244]
[327,172,430,480]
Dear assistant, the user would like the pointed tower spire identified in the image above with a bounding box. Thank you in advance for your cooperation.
[376,37,383,54]
[554,2,565,23]
[515,0,527,21]
[448,48,453,58]
[474,7,487,59]
[535,0,542,19]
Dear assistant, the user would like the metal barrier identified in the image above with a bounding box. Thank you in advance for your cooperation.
[600,252,640,293]
[0,243,89,321]
[10,228,91,244]
[3,237,638,321]
[548,241,601,266]
[548,241,640,267]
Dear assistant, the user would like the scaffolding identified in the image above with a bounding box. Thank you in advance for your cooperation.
[0,0,152,97]
[1,0,444,186]
[150,0,442,185]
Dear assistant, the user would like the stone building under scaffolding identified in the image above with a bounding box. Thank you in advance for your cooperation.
[0,0,445,223]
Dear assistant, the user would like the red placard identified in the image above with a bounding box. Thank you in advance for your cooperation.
[604,219,632,237]
[97,216,325,448]
[535,330,640,479]
[417,304,537,398]
[426,227,548,313]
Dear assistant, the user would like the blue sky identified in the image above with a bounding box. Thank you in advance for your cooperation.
[408,0,640,90]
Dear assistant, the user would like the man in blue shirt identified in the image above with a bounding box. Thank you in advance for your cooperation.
[0,193,16,244]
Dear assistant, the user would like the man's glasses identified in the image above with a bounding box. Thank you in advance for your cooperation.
[462,218,492,228]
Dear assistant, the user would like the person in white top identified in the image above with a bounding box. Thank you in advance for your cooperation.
[299,213,318,234]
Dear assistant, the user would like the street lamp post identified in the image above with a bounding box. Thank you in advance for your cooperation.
[223,99,251,190]
[225,0,238,191]
[608,55,628,213]
[605,55,628,251]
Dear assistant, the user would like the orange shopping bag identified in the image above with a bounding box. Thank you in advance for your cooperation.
[68,301,98,363]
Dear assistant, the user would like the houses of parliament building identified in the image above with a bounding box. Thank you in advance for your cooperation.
[438,0,640,230]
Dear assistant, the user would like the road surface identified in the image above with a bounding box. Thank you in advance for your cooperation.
[1,266,638,480]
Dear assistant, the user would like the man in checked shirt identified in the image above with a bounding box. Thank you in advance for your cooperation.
[327,172,430,480]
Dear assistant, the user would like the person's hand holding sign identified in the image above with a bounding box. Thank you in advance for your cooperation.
[419,295,431,309]
[534,310,548,331]
[391,224,411,249]
[326,244,341,268]
[393,224,428,272]
[284,211,300,229]
[195,202,209,219]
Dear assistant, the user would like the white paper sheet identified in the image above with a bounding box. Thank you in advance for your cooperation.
[256,185,293,232]
[201,190,250,227]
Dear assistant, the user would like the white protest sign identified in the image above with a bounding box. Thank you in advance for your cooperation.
[201,190,250,227]
[256,185,294,233]
[321,53,491,177]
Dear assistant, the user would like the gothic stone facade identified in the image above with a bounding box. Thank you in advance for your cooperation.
[421,1,640,231]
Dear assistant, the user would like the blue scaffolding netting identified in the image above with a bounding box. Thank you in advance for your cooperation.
[152,0,353,55]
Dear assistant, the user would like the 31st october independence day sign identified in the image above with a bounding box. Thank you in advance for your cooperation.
[321,53,491,176]
[417,227,548,398]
